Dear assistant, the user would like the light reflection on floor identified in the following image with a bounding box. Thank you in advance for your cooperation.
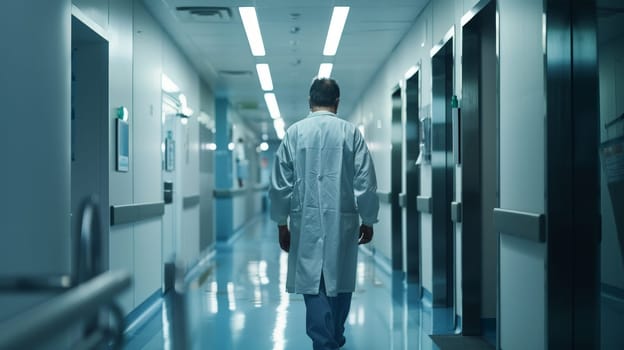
[123,214,624,349]
[124,215,434,350]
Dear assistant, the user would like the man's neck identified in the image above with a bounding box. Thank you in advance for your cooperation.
[310,106,337,114]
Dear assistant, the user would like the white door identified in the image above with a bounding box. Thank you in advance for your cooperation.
[162,98,181,264]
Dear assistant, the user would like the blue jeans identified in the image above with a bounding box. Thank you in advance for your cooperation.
[303,275,352,350]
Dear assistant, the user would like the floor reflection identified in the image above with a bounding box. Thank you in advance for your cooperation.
[122,214,624,350]
[191,215,428,350]
[125,215,433,350]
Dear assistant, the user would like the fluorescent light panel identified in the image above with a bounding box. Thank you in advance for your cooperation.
[256,64,273,91]
[318,63,333,79]
[239,7,266,56]
[273,118,286,139]
[273,118,284,130]
[264,93,281,119]
[323,7,350,56]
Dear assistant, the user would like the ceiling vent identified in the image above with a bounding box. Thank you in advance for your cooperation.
[218,70,253,77]
[175,6,232,23]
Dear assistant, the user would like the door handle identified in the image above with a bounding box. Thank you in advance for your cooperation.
[398,193,407,208]
[164,182,173,204]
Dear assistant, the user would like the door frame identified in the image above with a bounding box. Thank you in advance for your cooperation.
[459,0,498,337]
[391,84,404,272]
[545,0,600,347]
[404,67,422,287]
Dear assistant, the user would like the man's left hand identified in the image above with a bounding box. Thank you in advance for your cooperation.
[358,224,374,245]
[278,225,290,252]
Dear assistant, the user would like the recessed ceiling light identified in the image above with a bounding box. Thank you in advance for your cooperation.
[273,118,286,139]
[239,7,266,56]
[264,93,281,119]
[323,6,350,56]
[318,63,333,78]
[256,64,273,91]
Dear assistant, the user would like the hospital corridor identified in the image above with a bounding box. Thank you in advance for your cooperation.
[1,0,624,349]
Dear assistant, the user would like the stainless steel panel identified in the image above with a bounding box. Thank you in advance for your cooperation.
[110,202,165,226]
[431,37,455,307]
[183,195,200,209]
[451,201,462,223]
[391,86,403,271]
[398,193,407,208]
[405,72,421,285]
[213,188,248,198]
[493,208,545,242]
[417,196,432,213]
[460,0,496,335]
[545,0,600,347]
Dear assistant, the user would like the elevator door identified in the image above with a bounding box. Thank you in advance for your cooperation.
[461,0,498,340]
[431,37,455,310]
[405,72,421,285]
[391,86,404,271]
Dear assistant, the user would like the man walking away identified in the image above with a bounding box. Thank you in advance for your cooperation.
[269,78,380,350]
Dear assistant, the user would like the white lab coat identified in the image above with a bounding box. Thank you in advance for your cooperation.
[269,111,379,296]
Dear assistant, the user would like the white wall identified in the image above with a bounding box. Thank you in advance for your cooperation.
[498,0,546,349]
[72,0,208,312]
[132,0,164,307]
[105,0,136,311]
[0,0,72,323]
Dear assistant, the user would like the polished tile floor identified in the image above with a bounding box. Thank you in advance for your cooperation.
[124,215,438,350]
[123,214,624,349]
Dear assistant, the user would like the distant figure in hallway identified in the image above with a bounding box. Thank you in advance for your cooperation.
[235,137,247,187]
[269,78,380,350]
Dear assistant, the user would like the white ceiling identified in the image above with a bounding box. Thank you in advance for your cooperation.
[143,0,428,140]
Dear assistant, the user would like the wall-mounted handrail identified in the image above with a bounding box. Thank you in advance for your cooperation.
[0,270,131,350]
[0,275,72,292]
[0,196,130,349]
[214,184,269,198]
[493,208,545,242]
[110,201,165,226]
[0,196,103,292]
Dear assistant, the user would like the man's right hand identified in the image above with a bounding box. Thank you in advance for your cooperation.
[278,225,290,252]
[358,224,374,245]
